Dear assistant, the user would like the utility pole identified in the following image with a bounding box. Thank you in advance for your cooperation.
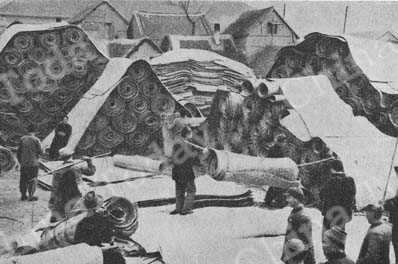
[283,3,286,18]
[343,5,349,34]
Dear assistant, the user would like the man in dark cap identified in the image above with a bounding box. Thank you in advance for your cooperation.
[282,187,315,264]
[168,126,207,215]
[384,184,398,263]
[357,204,392,264]
[321,226,354,264]
[17,124,42,201]
[49,115,72,160]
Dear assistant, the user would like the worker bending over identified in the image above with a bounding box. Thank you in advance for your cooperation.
[49,150,96,223]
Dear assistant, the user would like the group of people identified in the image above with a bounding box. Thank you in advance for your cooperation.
[281,186,394,264]
[16,116,72,202]
[14,119,398,264]
[16,117,102,223]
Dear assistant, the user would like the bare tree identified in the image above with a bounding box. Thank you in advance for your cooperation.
[168,0,206,35]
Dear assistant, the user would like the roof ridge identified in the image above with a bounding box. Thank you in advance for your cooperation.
[135,10,205,17]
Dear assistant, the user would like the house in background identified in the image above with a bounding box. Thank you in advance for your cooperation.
[224,7,299,59]
[0,0,97,24]
[107,38,162,61]
[160,27,246,64]
[127,11,212,45]
[68,1,128,40]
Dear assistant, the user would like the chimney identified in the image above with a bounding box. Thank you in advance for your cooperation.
[213,23,221,45]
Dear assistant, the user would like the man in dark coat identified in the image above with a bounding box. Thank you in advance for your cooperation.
[17,124,42,201]
[319,160,356,242]
[357,204,392,264]
[169,126,207,215]
[282,187,315,264]
[264,134,288,208]
[383,186,398,263]
[49,116,72,160]
[321,226,354,264]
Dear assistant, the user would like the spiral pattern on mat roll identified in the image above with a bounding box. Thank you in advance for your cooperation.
[140,112,161,132]
[102,96,125,117]
[40,32,60,48]
[13,35,34,51]
[16,98,34,115]
[128,61,148,82]
[103,197,139,238]
[126,129,149,148]
[0,112,20,127]
[97,126,124,149]
[140,79,159,98]
[43,57,67,80]
[111,111,138,134]
[117,78,139,101]
[51,88,72,104]
[128,95,148,114]
[17,59,39,77]
[63,28,85,43]
[28,47,47,63]
[3,48,21,66]
[72,59,88,77]
[0,25,108,150]
[40,99,62,115]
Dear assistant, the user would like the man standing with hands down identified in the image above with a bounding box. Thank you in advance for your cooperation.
[17,124,42,201]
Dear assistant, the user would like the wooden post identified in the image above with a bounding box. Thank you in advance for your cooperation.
[283,3,286,18]
[343,6,349,34]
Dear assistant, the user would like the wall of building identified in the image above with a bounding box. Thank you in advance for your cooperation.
[127,42,161,61]
[79,3,127,40]
[240,10,296,58]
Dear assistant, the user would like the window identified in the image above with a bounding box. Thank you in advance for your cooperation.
[267,22,278,35]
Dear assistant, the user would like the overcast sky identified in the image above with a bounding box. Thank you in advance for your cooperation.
[246,1,398,36]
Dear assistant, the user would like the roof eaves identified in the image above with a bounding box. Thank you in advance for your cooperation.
[68,1,128,25]
[271,8,299,39]
[124,38,162,58]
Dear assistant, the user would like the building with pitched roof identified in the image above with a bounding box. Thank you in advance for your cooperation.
[224,7,299,59]
[127,11,212,45]
[68,1,128,40]
[160,33,246,64]
[107,38,162,60]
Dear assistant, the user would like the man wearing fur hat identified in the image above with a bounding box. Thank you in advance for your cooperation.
[48,149,96,223]
[357,204,392,264]
[282,187,315,264]
[321,226,354,264]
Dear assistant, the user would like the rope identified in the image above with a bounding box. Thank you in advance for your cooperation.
[297,157,335,167]
[382,137,398,202]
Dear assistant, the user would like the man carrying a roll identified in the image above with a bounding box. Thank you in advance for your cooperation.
[49,149,96,222]
[169,126,207,215]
